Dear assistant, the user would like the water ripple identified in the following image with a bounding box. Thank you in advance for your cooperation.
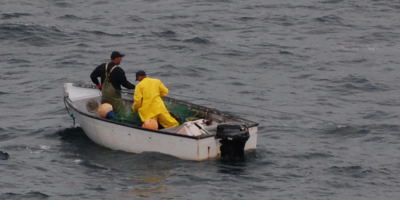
[291,152,334,160]
[0,23,71,46]
[0,13,31,19]
[320,0,345,4]
[327,165,373,178]
[183,37,210,44]
[323,125,370,137]
[321,74,391,95]
[57,14,85,21]
[80,30,124,37]
[314,15,347,26]
[153,30,177,38]
[0,192,50,199]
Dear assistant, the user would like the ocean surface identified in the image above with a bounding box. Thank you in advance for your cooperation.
[1,0,400,199]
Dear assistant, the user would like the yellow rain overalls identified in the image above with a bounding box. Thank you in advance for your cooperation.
[132,77,179,128]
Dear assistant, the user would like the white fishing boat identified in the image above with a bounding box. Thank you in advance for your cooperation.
[63,83,258,161]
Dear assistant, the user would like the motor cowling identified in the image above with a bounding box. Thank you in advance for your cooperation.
[216,123,250,161]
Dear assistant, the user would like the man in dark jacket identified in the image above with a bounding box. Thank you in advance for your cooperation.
[90,51,135,116]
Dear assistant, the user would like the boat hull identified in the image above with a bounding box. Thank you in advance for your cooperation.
[64,83,258,161]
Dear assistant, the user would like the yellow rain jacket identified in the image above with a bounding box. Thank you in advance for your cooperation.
[132,77,170,121]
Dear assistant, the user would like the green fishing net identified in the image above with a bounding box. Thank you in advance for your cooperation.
[164,102,202,123]
[110,101,202,126]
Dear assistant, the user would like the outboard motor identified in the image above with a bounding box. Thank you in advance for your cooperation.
[216,123,249,161]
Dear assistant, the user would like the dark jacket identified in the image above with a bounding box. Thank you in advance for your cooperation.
[90,62,135,90]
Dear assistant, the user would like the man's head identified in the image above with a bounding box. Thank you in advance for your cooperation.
[135,70,146,81]
[110,51,124,64]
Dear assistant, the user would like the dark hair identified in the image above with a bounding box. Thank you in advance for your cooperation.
[135,70,146,80]
[110,51,125,60]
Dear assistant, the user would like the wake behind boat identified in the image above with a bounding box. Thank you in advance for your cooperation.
[63,83,258,161]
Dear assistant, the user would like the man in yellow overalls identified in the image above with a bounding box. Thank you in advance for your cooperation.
[132,70,179,128]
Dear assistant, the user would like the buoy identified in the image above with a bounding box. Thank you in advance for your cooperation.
[0,151,9,160]
[97,103,113,118]
[142,118,158,130]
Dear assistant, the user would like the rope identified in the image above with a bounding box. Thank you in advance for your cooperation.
[64,97,76,126]
[171,94,340,125]
[122,89,341,125]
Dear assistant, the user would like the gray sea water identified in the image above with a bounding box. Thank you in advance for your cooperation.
[1,0,400,199]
